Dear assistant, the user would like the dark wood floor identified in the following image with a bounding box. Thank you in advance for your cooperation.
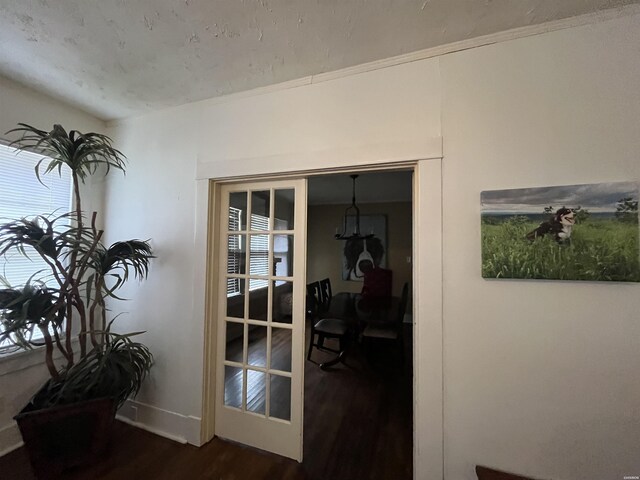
[1,324,412,480]
[224,326,292,419]
[0,421,305,480]
[303,322,413,480]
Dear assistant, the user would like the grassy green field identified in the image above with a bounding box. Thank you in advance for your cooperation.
[481,217,640,281]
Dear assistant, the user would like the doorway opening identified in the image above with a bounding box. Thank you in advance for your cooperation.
[201,159,444,478]
[303,169,414,479]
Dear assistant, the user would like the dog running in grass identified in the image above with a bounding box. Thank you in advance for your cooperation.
[526,207,576,245]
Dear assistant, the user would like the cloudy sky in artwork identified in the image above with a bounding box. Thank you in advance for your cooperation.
[481,182,639,214]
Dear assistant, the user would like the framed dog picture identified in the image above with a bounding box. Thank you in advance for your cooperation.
[481,181,640,282]
[341,215,387,281]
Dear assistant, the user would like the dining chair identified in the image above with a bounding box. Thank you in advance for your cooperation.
[306,281,323,319]
[306,281,349,369]
[361,282,409,364]
[319,277,332,305]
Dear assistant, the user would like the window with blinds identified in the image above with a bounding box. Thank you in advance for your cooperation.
[227,207,243,296]
[0,143,72,351]
[248,213,269,290]
[226,208,290,297]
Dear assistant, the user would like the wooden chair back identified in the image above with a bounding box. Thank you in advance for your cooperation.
[396,283,409,325]
[306,281,323,318]
[319,278,332,305]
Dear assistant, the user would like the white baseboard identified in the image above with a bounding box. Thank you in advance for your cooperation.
[0,422,23,458]
[0,400,202,459]
[116,399,202,447]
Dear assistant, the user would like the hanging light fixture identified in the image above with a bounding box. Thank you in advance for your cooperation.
[334,174,373,240]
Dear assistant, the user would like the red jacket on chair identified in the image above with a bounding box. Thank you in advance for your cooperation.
[361,268,392,298]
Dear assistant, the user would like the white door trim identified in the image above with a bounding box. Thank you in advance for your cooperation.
[197,157,444,479]
[413,158,444,479]
[195,137,442,180]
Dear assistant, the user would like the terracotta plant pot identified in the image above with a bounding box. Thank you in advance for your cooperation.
[14,397,116,479]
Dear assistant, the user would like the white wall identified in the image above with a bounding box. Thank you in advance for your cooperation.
[103,103,204,442]
[0,75,103,138]
[105,58,441,446]
[103,11,640,479]
[0,74,106,222]
[0,75,105,454]
[440,15,640,480]
[196,59,441,166]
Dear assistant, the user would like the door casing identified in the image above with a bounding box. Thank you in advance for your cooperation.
[199,159,444,479]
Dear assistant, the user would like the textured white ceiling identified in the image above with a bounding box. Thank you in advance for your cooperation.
[0,0,636,120]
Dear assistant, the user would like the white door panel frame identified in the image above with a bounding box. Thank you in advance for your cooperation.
[211,179,307,461]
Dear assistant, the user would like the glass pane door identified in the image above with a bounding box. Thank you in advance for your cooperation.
[215,179,306,461]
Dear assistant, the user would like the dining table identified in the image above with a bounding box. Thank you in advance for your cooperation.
[324,292,399,329]
[310,292,400,368]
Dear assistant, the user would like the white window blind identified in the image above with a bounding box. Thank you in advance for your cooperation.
[227,207,243,296]
[0,143,72,287]
[0,143,72,352]
[273,218,289,285]
[249,213,269,290]
[226,207,290,296]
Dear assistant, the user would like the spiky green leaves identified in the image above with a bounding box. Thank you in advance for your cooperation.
[0,284,59,323]
[0,284,62,350]
[2,122,154,407]
[89,240,154,298]
[0,214,72,260]
[96,240,154,279]
[34,333,153,410]
[6,123,126,183]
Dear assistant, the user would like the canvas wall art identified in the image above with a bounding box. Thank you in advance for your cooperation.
[341,215,387,281]
[481,182,640,282]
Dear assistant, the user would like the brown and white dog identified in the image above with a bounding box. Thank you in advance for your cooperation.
[526,207,576,244]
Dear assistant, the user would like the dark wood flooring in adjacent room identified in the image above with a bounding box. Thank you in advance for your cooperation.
[0,324,413,480]
[303,321,413,480]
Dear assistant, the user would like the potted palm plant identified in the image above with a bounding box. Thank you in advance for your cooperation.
[0,124,154,478]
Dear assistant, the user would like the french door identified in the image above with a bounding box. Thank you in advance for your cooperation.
[214,178,307,461]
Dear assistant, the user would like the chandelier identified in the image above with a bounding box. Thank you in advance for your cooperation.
[334,174,374,241]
